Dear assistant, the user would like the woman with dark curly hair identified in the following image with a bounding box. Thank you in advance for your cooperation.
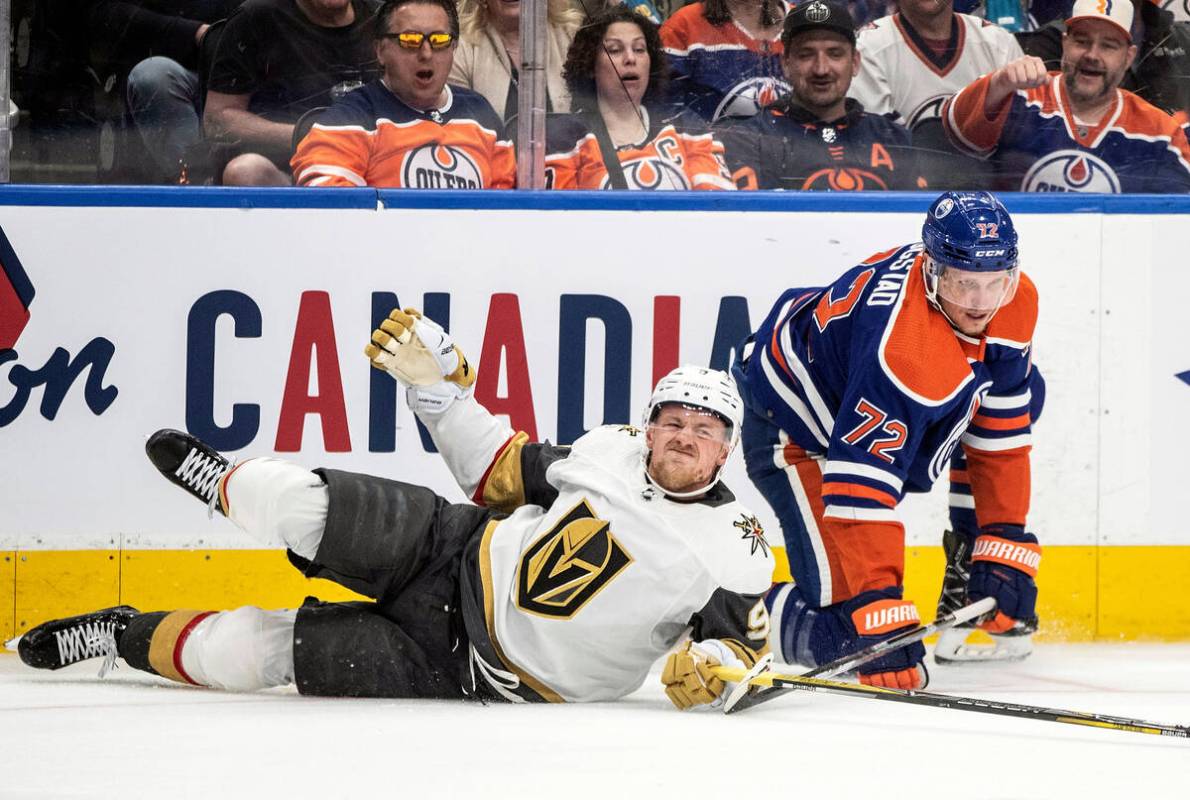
[544,7,735,190]
[661,0,790,121]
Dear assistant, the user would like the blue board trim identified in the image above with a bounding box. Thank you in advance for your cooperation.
[0,186,1187,214]
[0,185,379,209]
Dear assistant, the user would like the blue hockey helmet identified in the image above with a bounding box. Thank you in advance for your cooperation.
[921,191,1019,272]
[921,191,1021,333]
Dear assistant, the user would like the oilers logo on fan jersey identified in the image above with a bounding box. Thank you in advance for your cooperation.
[544,108,734,191]
[1160,0,1190,21]
[944,72,1190,193]
[905,94,950,130]
[610,154,693,190]
[661,3,786,121]
[401,144,484,189]
[291,82,515,188]
[1022,150,1121,193]
[713,76,792,122]
[715,99,926,190]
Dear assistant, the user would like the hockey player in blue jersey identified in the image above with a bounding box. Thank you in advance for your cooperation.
[733,191,1043,689]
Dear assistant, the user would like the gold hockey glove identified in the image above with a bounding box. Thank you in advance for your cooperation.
[662,641,726,710]
[365,308,476,389]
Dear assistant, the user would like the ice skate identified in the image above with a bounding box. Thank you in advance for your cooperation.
[9,606,139,675]
[933,529,1035,664]
[145,428,231,515]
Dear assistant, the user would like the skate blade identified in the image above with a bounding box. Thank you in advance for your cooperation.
[934,628,1032,664]
[3,635,20,653]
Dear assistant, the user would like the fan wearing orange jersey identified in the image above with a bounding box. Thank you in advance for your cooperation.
[548,6,735,191]
[733,191,1045,688]
[290,0,515,189]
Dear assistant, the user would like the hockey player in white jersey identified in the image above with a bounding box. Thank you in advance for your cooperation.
[13,309,774,711]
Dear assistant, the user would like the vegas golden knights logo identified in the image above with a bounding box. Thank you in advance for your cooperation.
[517,500,633,619]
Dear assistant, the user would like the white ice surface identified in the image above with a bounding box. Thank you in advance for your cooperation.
[2,644,1188,800]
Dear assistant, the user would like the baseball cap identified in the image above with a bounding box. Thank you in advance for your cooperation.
[1066,0,1133,42]
[781,0,856,47]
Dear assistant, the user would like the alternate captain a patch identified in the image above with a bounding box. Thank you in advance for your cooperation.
[517,500,633,619]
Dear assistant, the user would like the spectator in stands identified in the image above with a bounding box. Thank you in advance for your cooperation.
[448,0,583,123]
[205,0,381,186]
[715,0,927,189]
[1016,0,1190,125]
[551,5,735,189]
[290,0,516,187]
[660,0,790,121]
[942,0,1190,191]
[851,0,1023,126]
[89,1,244,183]
[848,0,1023,187]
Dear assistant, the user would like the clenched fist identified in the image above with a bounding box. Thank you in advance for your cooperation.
[987,56,1049,110]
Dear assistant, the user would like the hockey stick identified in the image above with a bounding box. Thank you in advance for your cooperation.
[712,665,1190,739]
[724,597,996,714]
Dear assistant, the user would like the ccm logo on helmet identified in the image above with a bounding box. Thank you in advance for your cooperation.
[974,249,1006,257]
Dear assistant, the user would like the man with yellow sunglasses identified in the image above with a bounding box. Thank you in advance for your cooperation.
[291,0,516,188]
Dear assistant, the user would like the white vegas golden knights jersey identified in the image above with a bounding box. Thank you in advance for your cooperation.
[418,395,774,703]
[849,13,1023,131]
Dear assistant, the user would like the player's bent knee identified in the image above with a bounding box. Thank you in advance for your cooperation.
[224,458,328,560]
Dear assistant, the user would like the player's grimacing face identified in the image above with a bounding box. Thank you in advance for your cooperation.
[1061,21,1136,106]
[595,22,651,107]
[783,31,859,116]
[646,405,730,495]
[376,4,456,111]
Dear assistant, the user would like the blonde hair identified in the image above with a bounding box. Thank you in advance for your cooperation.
[457,0,584,40]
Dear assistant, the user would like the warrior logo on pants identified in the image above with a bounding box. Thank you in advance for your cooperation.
[517,500,633,619]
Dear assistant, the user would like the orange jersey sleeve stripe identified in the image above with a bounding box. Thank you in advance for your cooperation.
[972,412,1031,431]
[821,481,898,508]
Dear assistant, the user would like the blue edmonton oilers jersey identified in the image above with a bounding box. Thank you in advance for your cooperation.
[660,3,789,121]
[740,242,1038,528]
[943,72,1190,193]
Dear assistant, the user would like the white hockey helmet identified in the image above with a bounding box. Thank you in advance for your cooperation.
[641,365,743,498]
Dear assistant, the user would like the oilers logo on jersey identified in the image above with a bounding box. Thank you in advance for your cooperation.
[713,76,792,122]
[1160,0,1190,21]
[1021,150,1122,193]
[516,500,634,619]
[401,144,484,189]
[906,94,950,130]
[608,156,692,190]
[802,167,889,190]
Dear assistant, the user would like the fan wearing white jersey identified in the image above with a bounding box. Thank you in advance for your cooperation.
[13,310,773,711]
[849,0,1023,130]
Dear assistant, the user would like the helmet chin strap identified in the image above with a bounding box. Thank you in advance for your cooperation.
[641,453,726,500]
